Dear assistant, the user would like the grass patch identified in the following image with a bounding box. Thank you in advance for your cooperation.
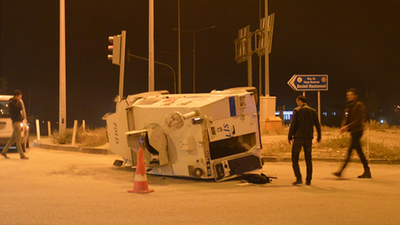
[366,120,400,130]
[313,132,400,160]
[53,127,108,147]
[321,125,339,132]
[315,134,350,149]
[262,122,400,160]
[263,125,289,135]
[269,140,292,153]
[368,142,400,162]
[262,140,292,157]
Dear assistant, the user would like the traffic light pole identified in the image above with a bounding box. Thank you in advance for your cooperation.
[118,31,126,100]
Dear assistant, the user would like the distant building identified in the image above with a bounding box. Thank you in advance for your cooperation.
[276,105,342,127]
[320,105,342,127]
[275,111,292,124]
[278,101,397,127]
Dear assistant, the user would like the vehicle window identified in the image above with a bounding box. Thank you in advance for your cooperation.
[0,101,11,118]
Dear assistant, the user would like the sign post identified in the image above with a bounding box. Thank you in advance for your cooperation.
[287,74,328,123]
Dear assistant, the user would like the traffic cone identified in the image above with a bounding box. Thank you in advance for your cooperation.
[128,147,154,194]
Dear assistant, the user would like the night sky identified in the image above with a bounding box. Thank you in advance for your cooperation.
[1,0,399,128]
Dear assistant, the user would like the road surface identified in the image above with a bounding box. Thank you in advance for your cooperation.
[1,147,400,225]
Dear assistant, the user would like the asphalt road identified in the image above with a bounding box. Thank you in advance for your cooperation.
[1,147,400,225]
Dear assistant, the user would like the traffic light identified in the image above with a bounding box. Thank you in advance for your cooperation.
[107,35,122,65]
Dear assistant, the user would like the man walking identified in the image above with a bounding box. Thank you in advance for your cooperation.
[288,96,321,185]
[333,88,371,178]
[1,90,29,160]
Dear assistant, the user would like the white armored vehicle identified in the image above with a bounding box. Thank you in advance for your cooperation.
[105,87,263,181]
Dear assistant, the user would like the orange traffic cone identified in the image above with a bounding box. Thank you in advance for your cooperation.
[128,147,154,194]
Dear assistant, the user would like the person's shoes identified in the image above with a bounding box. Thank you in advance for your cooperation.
[1,152,10,159]
[20,155,29,160]
[305,181,311,186]
[292,180,302,185]
[358,170,371,179]
[332,172,342,178]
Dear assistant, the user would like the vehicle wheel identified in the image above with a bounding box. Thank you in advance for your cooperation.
[194,168,203,178]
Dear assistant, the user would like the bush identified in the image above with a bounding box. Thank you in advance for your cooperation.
[321,125,338,132]
[315,134,351,149]
[366,120,390,130]
[53,129,74,144]
[266,140,292,153]
[53,127,108,147]
[368,143,400,161]
[263,125,289,135]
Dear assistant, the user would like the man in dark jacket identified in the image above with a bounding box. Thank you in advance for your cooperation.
[333,88,371,178]
[1,90,29,159]
[288,96,321,185]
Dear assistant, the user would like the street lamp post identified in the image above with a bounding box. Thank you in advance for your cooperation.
[178,0,181,93]
[59,0,66,134]
[173,25,215,93]
[128,51,176,94]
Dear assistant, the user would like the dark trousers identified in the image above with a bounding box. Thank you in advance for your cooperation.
[292,138,313,182]
[340,131,369,171]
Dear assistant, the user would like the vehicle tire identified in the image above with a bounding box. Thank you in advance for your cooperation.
[194,168,203,178]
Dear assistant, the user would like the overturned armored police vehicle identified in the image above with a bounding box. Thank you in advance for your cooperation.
[104,87,263,181]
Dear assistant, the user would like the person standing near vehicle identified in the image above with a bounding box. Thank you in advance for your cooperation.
[288,95,321,185]
[333,88,371,178]
[1,90,29,160]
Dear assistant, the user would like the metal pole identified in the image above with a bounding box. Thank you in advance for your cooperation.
[259,0,262,96]
[246,26,252,87]
[259,54,262,95]
[193,33,196,93]
[59,0,66,134]
[128,53,176,94]
[71,120,78,146]
[367,127,370,161]
[178,0,182,93]
[175,25,215,93]
[318,91,321,123]
[119,31,126,99]
[47,121,51,137]
[35,119,41,141]
[149,0,155,91]
[264,0,270,96]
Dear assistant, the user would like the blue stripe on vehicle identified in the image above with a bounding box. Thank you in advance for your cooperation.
[229,97,236,117]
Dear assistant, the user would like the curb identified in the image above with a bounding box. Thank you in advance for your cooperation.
[31,140,399,164]
[261,156,400,164]
[32,140,110,155]
[262,157,339,163]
